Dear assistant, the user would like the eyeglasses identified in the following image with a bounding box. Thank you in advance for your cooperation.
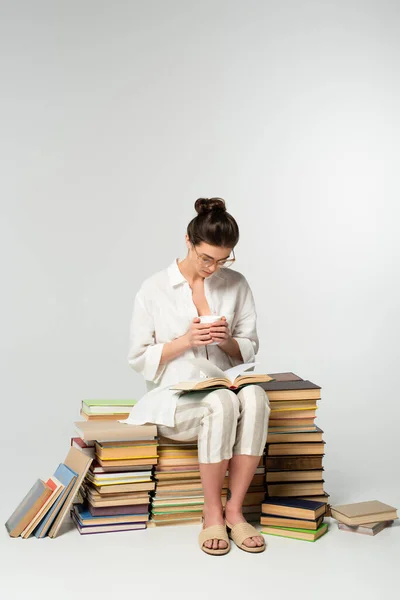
[192,243,236,268]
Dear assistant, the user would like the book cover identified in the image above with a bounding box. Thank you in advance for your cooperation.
[261,522,328,542]
[330,500,398,525]
[74,421,157,442]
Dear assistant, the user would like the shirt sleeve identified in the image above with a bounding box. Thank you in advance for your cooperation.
[127,289,167,384]
[229,278,259,367]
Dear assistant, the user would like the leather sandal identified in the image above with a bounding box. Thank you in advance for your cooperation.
[199,522,231,556]
[225,520,266,553]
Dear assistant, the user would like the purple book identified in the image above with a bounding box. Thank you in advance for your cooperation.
[88,503,149,516]
[71,512,146,534]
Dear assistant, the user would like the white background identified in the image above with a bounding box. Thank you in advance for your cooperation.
[1,1,399,598]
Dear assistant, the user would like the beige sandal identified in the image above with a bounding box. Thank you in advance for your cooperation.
[199,523,231,556]
[225,520,266,553]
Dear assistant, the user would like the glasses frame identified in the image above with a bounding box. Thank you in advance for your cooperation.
[191,243,236,269]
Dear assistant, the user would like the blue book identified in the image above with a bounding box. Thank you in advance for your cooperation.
[262,497,326,519]
[34,464,77,538]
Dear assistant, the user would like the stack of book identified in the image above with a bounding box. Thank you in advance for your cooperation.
[80,399,136,421]
[151,438,264,526]
[261,372,329,507]
[151,438,205,526]
[5,447,92,539]
[260,497,329,542]
[330,500,398,536]
[71,420,157,534]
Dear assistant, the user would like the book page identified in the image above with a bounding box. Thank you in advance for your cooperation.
[185,357,227,380]
[223,362,258,383]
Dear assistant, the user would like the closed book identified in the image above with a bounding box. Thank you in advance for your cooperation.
[73,503,148,525]
[74,421,157,442]
[270,410,317,420]
[34,464,78,538]
[88,503,149,516]
[330,500,398,526]
[71,437,96,457]
[80,411,130,421]
[97,457,158,468]
[261,497,326,520]
[260,514,324,530]
[47,447,93,538]
[266,455,324,470]
[337,520,394,536]
[70,510,146,535]
[95,441,158,460]
[266,442,325,456]
[259,380,321,399]
[266,481,325,496]
[269,418,316,427]
[82,399,137,414]
[266,470,324,483]
[87,481,155,494]
[5,480,53,538]
[267,427,323,444]
[261,522,328,542]
[267,425,318,433]
[267,373,303,382]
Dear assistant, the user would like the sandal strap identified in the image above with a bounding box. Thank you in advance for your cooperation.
[199,524,229,547]
[227,522,264,547]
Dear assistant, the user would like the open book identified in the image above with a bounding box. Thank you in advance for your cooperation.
[170,358,274,392]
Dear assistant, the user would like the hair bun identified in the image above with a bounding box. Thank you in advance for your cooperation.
[194,197,226,215]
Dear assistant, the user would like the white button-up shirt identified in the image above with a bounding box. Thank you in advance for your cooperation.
[120,258,259,427]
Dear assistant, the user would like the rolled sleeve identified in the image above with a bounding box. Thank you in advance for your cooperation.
[229,279,259,367]
[127,291,166,384]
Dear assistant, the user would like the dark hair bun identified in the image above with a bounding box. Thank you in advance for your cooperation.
[195,197,226,215]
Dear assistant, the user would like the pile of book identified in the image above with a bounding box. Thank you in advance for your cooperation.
[5,447,92,539]
[71,420,157,534]
[261,372,328,501]
[260,497,328,542]
[151,438,264,526]
[330,500,398,536]
[79,399,136,421]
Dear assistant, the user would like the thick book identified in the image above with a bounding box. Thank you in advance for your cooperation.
[74,421,157,442]
[259,380,321,400]
[267,427,323,444]
[261,497,327,520]
[47,447,93,538]
[73,503,148,525]
[261,513,324,530]
[266,481,325,496]
[338,520,394,536]
[266,455,324,470]
[82,399,137,415]
[266,470,324,483]
[267,372,303,382]
[88,503,149,516]
[261,522,328,542]
[70,509,146,535]
[330,500,398,526]
[170,359,273,392]
[5,479,53,538]
[266,442,325,456]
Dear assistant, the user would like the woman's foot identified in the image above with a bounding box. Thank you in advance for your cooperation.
[224,507,264,548]
[202,507,229,551]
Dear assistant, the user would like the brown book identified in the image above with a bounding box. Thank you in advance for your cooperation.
[97,457,158,467]
[266,442,325,456]
[266,481,325,496]
[87,481,155,495]
[5,479,53,538]
[268,424,318,433]
[267,372,303,382]
[266,470,324,483]
[156,471,200,481]
[158,457,199,466]
[269,410,317,420]
[74,421,157,442]
[299,494,330,503]
[260,514,324,530]
[267,427,323,444]
[269,418,316,427]
[80,410,130,421]
[47,447,93,538]
[266,455,324,470]
[259,379,321,399]
[270,400,318,410]
[261,497,326,520]
[330,500,398,526]
[95,441,158,460]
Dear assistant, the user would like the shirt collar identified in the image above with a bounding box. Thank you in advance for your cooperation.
[167,258,224,287]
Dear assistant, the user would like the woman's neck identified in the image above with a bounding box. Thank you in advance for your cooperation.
[177,257,204,287]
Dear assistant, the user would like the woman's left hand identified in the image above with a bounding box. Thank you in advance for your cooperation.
[209,316,231,345]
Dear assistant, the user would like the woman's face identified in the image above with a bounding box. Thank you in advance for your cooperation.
[186,236,234,277]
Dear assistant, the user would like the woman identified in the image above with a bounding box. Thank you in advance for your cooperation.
[123,198,270,555]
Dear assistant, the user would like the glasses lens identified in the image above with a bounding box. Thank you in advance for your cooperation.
[219,259,234,268]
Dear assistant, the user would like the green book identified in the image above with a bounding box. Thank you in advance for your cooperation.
[261,522,328,542]
[82,399,137,407]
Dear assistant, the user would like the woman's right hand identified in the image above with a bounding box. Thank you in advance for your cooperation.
[183,317,213,348]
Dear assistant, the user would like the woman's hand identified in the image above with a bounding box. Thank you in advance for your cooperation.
[183,317,214,348]
[209,316,231,346]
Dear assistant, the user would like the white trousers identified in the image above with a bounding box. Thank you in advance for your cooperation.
[157,384,270,464]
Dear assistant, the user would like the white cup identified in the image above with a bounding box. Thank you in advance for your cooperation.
[199,315,222,345]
